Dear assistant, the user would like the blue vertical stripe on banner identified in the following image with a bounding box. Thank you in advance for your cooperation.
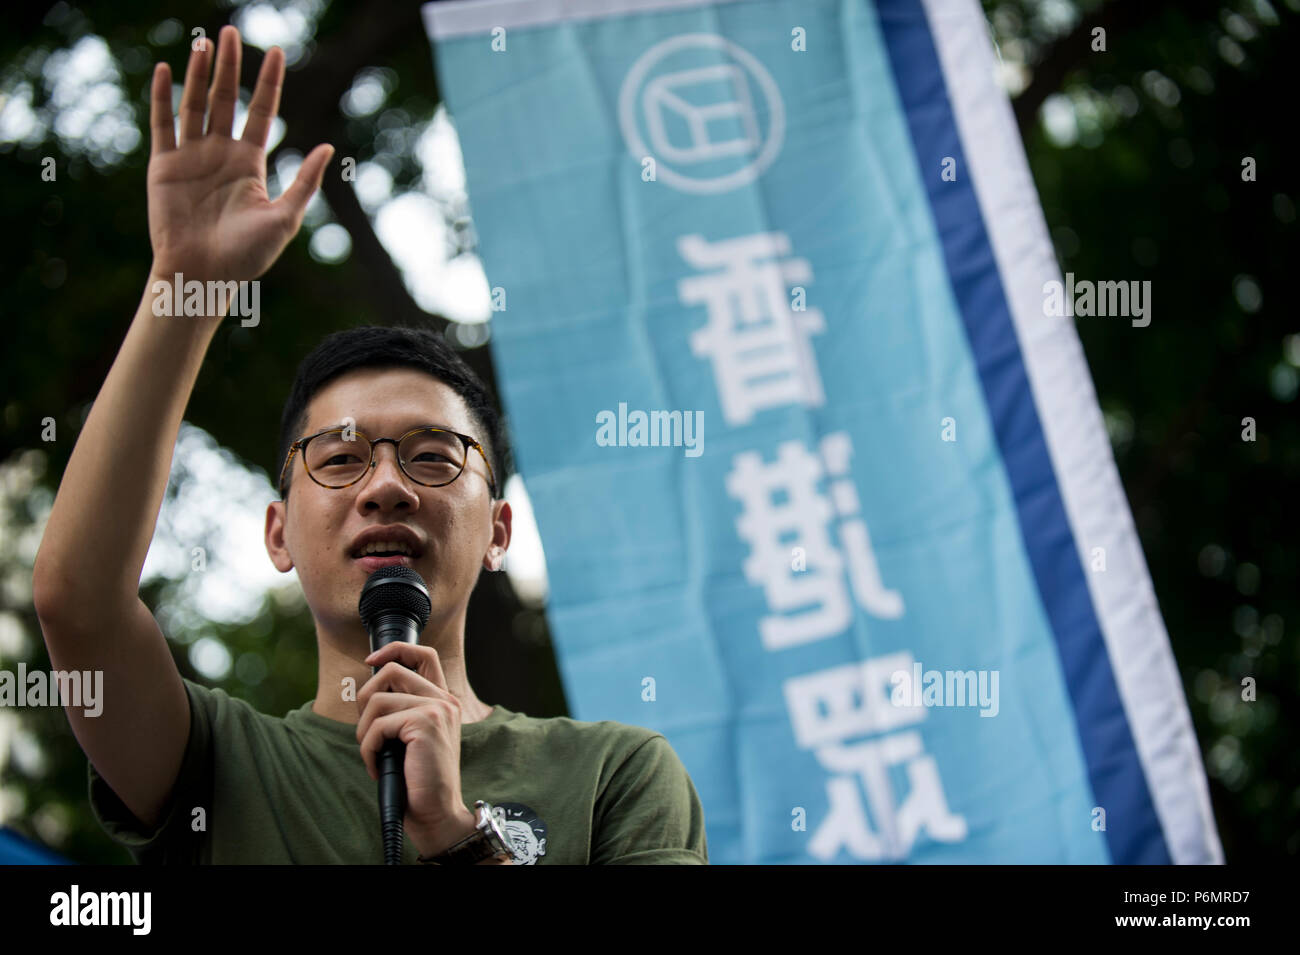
[875,0,1169,863]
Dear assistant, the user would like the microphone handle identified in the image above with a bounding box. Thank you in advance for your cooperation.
[369,613,420,865]
[377,736,406,865]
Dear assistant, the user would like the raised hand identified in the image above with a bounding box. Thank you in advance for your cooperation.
[147,25,333,285]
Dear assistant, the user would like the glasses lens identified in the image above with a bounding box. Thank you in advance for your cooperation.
[304,430,370,486]
[399,430,465,485]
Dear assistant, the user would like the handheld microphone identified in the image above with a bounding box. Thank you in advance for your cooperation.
[358,565,432,865]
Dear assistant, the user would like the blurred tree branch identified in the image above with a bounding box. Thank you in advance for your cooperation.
[1012,0,1219,138]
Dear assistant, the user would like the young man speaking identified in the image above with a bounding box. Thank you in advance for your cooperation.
[32,26,707,865]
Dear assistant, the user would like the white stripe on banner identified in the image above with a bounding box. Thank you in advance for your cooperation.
[424,0,747,39]
[920,0,1223,863]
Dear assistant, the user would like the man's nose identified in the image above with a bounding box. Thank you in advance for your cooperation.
[363,444,417,499]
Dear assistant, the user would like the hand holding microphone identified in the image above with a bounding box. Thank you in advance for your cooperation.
[357,567,475,864]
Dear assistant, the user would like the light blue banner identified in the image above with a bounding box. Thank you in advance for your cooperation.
[425,0,1221,863]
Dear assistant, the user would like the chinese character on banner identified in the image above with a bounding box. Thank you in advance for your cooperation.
[784,654,968,861]
[726,431,904,651]
[677,231,825,425]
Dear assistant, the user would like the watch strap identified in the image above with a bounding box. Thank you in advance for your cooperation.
[417,802,514,865]
[418,828,498,865]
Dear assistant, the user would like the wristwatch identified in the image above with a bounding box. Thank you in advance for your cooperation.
[417,801,517,865]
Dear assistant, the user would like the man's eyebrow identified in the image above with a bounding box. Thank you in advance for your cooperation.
[324,420,461,434]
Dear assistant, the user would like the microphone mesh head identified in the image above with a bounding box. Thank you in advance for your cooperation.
[358,565,432,630]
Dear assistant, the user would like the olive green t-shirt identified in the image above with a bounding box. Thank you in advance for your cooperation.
[88,677,708,865]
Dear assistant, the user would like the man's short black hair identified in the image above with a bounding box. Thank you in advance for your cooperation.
[276,324,508,500]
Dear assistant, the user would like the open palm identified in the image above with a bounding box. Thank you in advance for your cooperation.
[147,25,332,284]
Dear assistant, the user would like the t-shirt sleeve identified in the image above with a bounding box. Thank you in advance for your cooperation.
[591,733,709,865]
[87,677,214,864]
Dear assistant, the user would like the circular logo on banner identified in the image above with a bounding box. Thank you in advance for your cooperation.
[618,33,786,195]
[496,803,547,865]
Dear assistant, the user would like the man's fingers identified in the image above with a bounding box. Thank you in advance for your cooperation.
[149,62,175,157]
[364,641,448,692]
[274,142,334,224]
[357,706,410,778]
[356,691,443,746]
[206,26,241,139]
[177,36,213,145]
[241,46,284,148]
[358,663,433,709]
[358,702,454,778]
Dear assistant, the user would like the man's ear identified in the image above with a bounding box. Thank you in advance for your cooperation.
[483,499,512,572]
[265,499,295,572]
